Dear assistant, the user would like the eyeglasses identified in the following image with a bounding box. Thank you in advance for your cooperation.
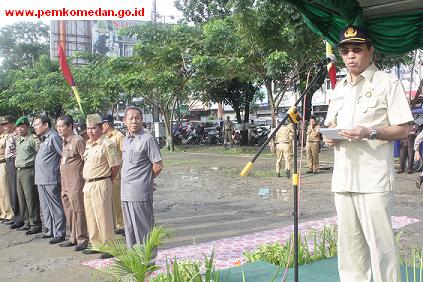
[339,47,364,56]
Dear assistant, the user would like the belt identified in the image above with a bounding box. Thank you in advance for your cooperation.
[0,159,5,164]
[308,141,320,143]
[275,141,289,144]
[86,176,110,183]
[17,166,34,170]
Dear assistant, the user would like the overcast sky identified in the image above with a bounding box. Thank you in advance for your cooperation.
[0,0,182,27]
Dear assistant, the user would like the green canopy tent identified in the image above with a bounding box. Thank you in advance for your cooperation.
[285,0,422,54]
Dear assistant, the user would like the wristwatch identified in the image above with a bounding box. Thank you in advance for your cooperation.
[369,128,378,140]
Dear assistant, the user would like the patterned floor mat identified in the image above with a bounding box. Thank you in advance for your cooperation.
[81,216,420,272]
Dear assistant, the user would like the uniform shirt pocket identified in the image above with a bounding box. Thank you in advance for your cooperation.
[356,93,386,125]
[129,149,144,165]
[93,149,103,164]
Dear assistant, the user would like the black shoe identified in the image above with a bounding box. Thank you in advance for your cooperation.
[49,237,66,244]
[99,253,114,259]
[276,172,281,177]
[82,249,101,255]
[397,170,403,174]
[59,241,77,247]
[25,228,42,235]
[4,220,14,225]
[285,170,291,179]
[306,170,313,174]
[75,243,88,251]
[17,226,30,231]
[41,234,53,239]
[10,222,24,229]
[114,229,125,235]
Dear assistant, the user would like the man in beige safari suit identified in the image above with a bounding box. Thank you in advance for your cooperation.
[102,114,125,235]
[81,114,121,259]
[306,115,320,174]
[324,25,412,282]
[0,117,13,223]
[223,116,234,147]
[271,122,294,178]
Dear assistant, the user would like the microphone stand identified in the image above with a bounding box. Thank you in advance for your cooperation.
[240,64,328,282]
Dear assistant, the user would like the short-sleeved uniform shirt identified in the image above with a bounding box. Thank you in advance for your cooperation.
[5,132,17,159]
[60,134,86,191]
[106,128,124,154]
[35,129,63,185]
[324,64,413,193]
[307,125,320,142]
[0,133,8,160]
[223,120,233,131]
[121,128,162,202]
[15,133,40,169]
[82,135,121,181]
[273,124,294,144]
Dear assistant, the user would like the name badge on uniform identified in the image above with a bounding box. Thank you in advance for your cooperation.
[136,141,141,151]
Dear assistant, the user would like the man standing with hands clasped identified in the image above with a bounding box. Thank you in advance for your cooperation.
[34,115,66,243]
[323,26,413,282]
[121,106,163,260]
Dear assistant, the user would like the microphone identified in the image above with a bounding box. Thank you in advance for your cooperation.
[316,54,336,68]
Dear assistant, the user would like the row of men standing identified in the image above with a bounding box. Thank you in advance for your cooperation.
[0,107,163,259]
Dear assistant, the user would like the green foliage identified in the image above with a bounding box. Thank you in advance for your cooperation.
[151,251,222,282]
[243,225,338,268]
[0,21,49,71]
[96,225,169,282]
[175,0,232,24]
[2,55,69,117]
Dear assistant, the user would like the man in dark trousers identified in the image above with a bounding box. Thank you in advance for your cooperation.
[398,122,419,174]
[34,115,66,243]
[15,116,42,234]
[121,106,163,259]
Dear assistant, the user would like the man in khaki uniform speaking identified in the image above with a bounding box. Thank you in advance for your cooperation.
[57,115,89,251]
[0,118,13,223]
[324,25,413,282]
[82,114,121,259]
[121,106,162,258]
[271,122,294,178]
[102,114,125,235]
[15,116,42,235]
[306,115,321,174]
[223,116,234,147]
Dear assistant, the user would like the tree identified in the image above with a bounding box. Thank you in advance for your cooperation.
[117,22,202,150]
[208,78,260,144]
[174,0,231,24]
[0,21,49,71]
[2,55,70,118]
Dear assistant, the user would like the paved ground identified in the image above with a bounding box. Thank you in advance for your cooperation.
[0,146,422,281]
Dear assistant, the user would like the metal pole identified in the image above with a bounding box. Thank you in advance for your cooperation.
[152,0,157,22]
[293,122,299,282]
[240,66,327,176]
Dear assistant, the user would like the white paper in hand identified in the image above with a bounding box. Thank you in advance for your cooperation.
[320,128,347,140]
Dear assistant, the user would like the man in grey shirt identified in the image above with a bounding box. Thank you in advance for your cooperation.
[34,115,66,244]
[121,107,163,255]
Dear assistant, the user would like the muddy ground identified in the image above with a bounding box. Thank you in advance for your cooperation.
[0,146,422,281]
